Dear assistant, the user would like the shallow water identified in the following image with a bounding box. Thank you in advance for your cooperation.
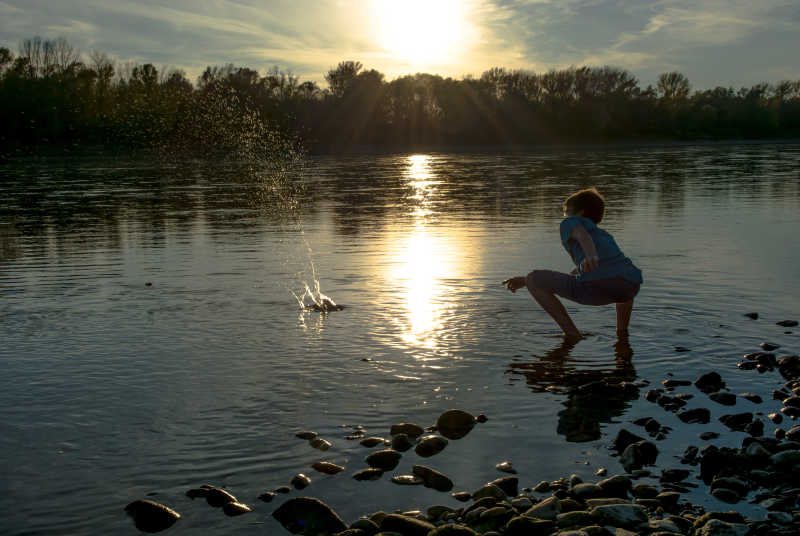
[1,144,799,534]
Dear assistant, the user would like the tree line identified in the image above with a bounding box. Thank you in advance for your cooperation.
[2,36,800,155]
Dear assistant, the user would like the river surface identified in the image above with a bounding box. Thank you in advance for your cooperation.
[1,144,799,534]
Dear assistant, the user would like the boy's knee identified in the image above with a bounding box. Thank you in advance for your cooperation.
[525,270,545,291]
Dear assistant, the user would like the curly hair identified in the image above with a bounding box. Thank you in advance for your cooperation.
[562,187,605,223]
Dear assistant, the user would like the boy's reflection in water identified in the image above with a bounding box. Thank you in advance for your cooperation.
[508,338,638,442]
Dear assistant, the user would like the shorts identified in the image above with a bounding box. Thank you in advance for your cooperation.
[526,270,640,306]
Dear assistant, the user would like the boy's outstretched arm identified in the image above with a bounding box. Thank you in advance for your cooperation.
[571,224,600,272]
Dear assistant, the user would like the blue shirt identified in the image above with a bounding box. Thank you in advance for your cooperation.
[559,216,643,284]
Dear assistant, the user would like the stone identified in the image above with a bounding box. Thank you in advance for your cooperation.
[677,408,711,424]
[504,516,554,536]
[451,491,471,502]
[656,491,680,511]
[590,504,649,529]
[711,477,747,495]
[436,409,476,440]
[312,462,345,475]
[124,499,181,533]
[488,476,519,497]
[390,423,424,439]
[695,372,725,393]
[427,505,457,521]
[744,312,758,319]
[480,505,515,526]
[682,445,700,464]
[770,449,800,467]
[380,514,435,536]
[472,483,506,501]
[296,431,317,440]
[660,469,690,483]
[390,433,413,452]
[781,406,800,418]
[699,431,719,440]
[778,355,800,380]
[496,461,517,474]
[744,442,771,462]
[709,392,737,406]
[556,510,594,528]
[596,475,632,498]
[663,379,692,388]
[365,449,402,471]
[352,468,384,481]
[310,438,332,451]
[571,483,603,500]
[428,525,479,536]
[739,392,762,403]
[391,474,423,485]
[675,346,690,352]
[632,484,658,499]
[585,498,629,508]
[415,435,448,457]
[761,342,780,351]
[777,320,799,327]
[412,465,454,492]
[786,424,800,441]
[745,419,764,437]
[719,413,753,431]
[692,511,746,528]
[258,491,277,502]
[620,440,658,471]
[275,486,292,494]
[525,496,561,520]
[272,497,348,535]
[360,437,386,448]
[533,480,551,493]
[292,474,311,489]
[222,501,252,516]
[696,519,749,536]
[783,395,800,408]
[195,485,237,507]
[476,413,489,423]
[645,389,663,402]
[612,429,645,452]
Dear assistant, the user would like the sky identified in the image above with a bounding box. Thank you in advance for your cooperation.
[1,0,798,90]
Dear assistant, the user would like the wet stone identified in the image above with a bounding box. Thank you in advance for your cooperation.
[596,475,632,498]
[504,516,553,536]
[353,468,384,481]
[272,497,348,535]
[699,431,720,440]
[472,483,506,501]
[275,486,292,494]
[761,342,780,351]
[198,485,237,507]
[389,423,424,439]
[632,484,659,498]
[533,480,551,493]
[365,449,402,471]
[709,392,737,406]
[663,379,692,388]
[695,372,725,393]
[744,312,759,319]
[413,465,454,492]
[621,440,659,472]
[436,409,476,440]
[781,406,800,418]
[710,487,740,503]
[675,346,690,353]
[745,419,764,437]
[296,431,317,440]
[125,499,181,533]
[310,438,332,451]
[777,320,799,327]
[719,413,753,431]
[391,474,423,486]
[488,475,519,497]
[451,491,472,502]
[222,501,252,516]
[429,525,478,536]
[360,437,386,448]
[258,491,276,502]
[525,496,561,520]
[660,468,690,483]
[612,429,645,452]
[291,473,311,490]
[381,514,435,536]
[415,435,448,457]
[784,395,800,408]
[312,462,345,475]
[678,408,711,424]
[645,389,663,402]
[391,433,414,452]
[739,392,763,403]
[476,413,488,423]
[496,461,516,474]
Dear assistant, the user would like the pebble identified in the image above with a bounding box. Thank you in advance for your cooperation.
[451,491,472,502]
[222,501,252,516]
[310,437,332,450]
[257,491,276,502]
[744,312,758,319]
[360,437,386,447]
[365,449,402,470]
[312,461,345,475]
[699,431,719,440]
[436,409,476,440]
[413,465,454,492]
[761,342,780,351]
[291,473,311,489]
[275,486,292,494]
[496,461,517,474]
[709,392,737,406]
[272,497,348,535]
[390,422,424,439]
[677,408,711,424]
[739,392,763,403]
[776,320,799,327]
[352,468,384,481]
[415,435,449,457]
[391,474,424,485]
[124,499,180,533]
[391,433,414,452]
[694,371,726,393]
[296,431,317,440]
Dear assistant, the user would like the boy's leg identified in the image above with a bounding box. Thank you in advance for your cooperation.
[616,300,633,338]
[526,271,581,340]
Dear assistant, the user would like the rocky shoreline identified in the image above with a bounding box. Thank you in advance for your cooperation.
[125,320,800,536]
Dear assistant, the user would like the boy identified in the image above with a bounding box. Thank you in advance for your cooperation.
[503,188,642,341]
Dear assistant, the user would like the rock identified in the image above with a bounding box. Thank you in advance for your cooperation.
[415,435,448,457]
[663,379,692,388]
[695,372,725,393]
[709,392,737,406]
[660,468,690,483]
[360,437,386,448]
[738,360,757,370]
[533,480,551,493]
[524,496,561,520]
[677,408,711,424]
[124,499,180,533]
[428,524,479,536]
[745,419,764,437]
[275,486,292,494]
[778,355,800,380]
[476,413,488,423]
[222,502,252,516]
[612,429,645,452]
[656,491,680,511]
[558,498,584,513]
[590,504,649,529]
[195,485,237,507]
[585,498,628,508]
[504,516,554,536]
[692,511,746,529]
[451,491,471,502]
[777,320,799,327]
[391,433,414,452]
[312,462,345,475]
[365,449,402,471]
[472,483,506,501]
[739,392,762,403]
[682,445,700,464]
[620,440,658,471]
[775,428,785,439]
[780,406,800,418]
[632,484,658,498]
[488,476,519,497]
[744,442,771,462]
[644,389,663,402]
[783,395,800,408]
[391,474,423,485]
[390,423,424,439]
[296,431,318,440]
[259,491,277,502]
[427,505,457,522]
[786,424,800,441]
[480,505,515,526]
[675,346,690,352]
[412,465,454,492]
[496,461,517,474]
[711,477,747,495]
[770,449,800,467]
[769,412,784,424]
[570,483,603,500]
[744,312,758,319]
[272,497,348,535]
[310,438,332,450]
[353,468,384,481]
[436,409,476,440]
[381,514,435,536]
[761,342,780,351]
[556,510,594,528]
[697,518,749,536]
[291,473,311,490]
[596,475,632,498]
[719,413,753,431]
[699,431,719,440]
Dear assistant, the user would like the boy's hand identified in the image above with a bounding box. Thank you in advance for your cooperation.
[580,255,600,273]
[502,276,526,293]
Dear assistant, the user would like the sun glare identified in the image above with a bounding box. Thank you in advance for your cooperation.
[371,0,467,66]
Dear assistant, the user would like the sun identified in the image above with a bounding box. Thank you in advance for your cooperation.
[371,0,467,66]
